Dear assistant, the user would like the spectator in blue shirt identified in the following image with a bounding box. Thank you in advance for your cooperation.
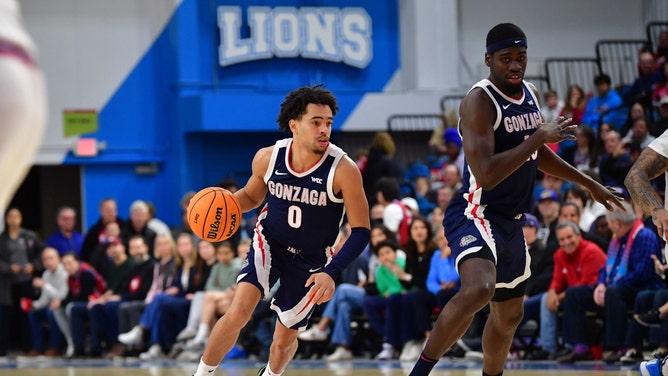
[581,74,627,132]
[45,206,84,259]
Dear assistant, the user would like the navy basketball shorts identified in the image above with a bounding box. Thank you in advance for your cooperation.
[444,211,530,301]
[237,235,323,331]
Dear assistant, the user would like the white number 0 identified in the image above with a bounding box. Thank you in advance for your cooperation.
[524,135,538,161]
[288,205,302,228]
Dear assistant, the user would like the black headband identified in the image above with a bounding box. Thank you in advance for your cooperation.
[486,37,527,54]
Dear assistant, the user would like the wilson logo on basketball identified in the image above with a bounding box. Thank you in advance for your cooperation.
[225,213,237,238]
[207,207,224,240]
[193,213,200,224]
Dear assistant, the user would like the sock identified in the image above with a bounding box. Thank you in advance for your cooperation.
[262,365,281,376]
[193,357,218,376]
[408,353,438,376]
[574,344,590,354]
[194,323,210,342]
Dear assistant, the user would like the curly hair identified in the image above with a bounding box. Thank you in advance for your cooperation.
[276,84,339,133]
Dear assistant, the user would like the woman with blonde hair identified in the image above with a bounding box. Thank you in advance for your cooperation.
[363,131,403,205]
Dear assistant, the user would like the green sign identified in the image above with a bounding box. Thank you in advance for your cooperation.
[63,110,98,137]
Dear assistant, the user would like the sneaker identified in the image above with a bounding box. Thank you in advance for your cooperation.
[399,340,421,362]
[224,344,248,360]
[184,338,207,351]
[652,348,668,360]
[258,366,267,376]
[65,346,75,358]
[176,327,198,342]
[297,326,328,342]
[118,325,144,346]
[640,356,668,376]
[636,311,664,328]
[620,348,644,364]
[139,344,163,360]
[176,349,202,362]
[326,346,352,362]
[376,343,394,360]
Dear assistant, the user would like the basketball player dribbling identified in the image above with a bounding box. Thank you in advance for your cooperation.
[192,85,370,376]
[0,0,47,213]
[408,23,624,376]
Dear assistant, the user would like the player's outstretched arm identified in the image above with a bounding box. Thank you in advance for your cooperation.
[537,146,624,212]
[234,146,272,213]
[460,89,574,190]
[626,147,668,239]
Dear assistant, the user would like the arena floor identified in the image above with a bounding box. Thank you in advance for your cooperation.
[0,357,644,376]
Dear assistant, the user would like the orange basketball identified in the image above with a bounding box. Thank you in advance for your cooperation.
[187,187,242,242]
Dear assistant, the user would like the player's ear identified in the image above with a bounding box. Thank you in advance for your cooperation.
[484,53,491,68]
[289,119,298,133]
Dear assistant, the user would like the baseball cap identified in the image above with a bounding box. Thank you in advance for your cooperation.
[660,96,668,106]
[443,128,462,148]
[537,189,559,202]
[523,213,539,228]
[401,197,419,212]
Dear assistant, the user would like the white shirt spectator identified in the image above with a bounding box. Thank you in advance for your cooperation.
[32,263,68,310]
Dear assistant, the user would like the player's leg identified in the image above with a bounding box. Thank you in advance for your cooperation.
[200,282,261,365]
[264,319,300,375]
[420,256,496,358]
[0,56,46,211]
[482,296,524,374]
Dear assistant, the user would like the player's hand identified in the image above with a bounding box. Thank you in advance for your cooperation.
[588,184,625,212]
[652,208,668,243]
[593,284,606,307]
[539,116,577,144]
[305,272,335,305]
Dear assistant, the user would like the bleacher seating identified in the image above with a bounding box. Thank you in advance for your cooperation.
[595,39,652,88]
[646,21,668,51]
[386,114,444,167]
[544,57,600,98]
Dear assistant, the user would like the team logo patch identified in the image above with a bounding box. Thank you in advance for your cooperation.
[459,235,478,247]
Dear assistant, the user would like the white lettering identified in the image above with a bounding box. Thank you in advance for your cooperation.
[217,6,373,68]
[267,181,328,207]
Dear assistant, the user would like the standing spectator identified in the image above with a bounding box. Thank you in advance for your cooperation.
[0,207,44,355]
[560,85,588,126]
[363,131,404,206]
[581,74,627,131]
[27,247,69,356]
[45,206,84,259]
[121,200,157,257]
[80,198,125,263]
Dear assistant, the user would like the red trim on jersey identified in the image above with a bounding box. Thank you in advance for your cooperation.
[255,206,269,266]
[467,184,491,236]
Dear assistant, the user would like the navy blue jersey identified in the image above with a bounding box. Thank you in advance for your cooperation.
[453,79,542,219]
[258,138,346,266]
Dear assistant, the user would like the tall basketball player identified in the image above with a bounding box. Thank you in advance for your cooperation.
[192,85,370,376]
[0,0,47,213]
[408,23,624,376]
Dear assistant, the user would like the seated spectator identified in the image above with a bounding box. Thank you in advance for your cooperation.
[171,191,196,239]
[58,252,106,357]
[27,248,69,357]
[622,116,657,149]
[525,221,606,360]
[80,198,125,263]
[118,233,214,360]
[535,189,561,249]
[363,131,403,207]
[89,221,122,279]
[581,73,627,131]
[558,202,610,252]
[557,202,662,363]
[598,130,632,194]
[362,239,406,360]
[621,50,662,109]
[177,241,244,358]
[620,101,652,137]
[563,184,607,233]
[559,84,587,126]
[45,206,84,258]
[426,227,459,310]
[117,233,176,355]
[624,253,668,363]
[375,177,413,248]
[121,200,157,257]
[519,213,552,337]
[88,235,155,357]
[559,125,598,171]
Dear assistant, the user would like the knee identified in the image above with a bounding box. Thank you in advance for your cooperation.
[458,280,495,309]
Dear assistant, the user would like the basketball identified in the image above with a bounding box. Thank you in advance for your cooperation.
[187,187,242,242]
